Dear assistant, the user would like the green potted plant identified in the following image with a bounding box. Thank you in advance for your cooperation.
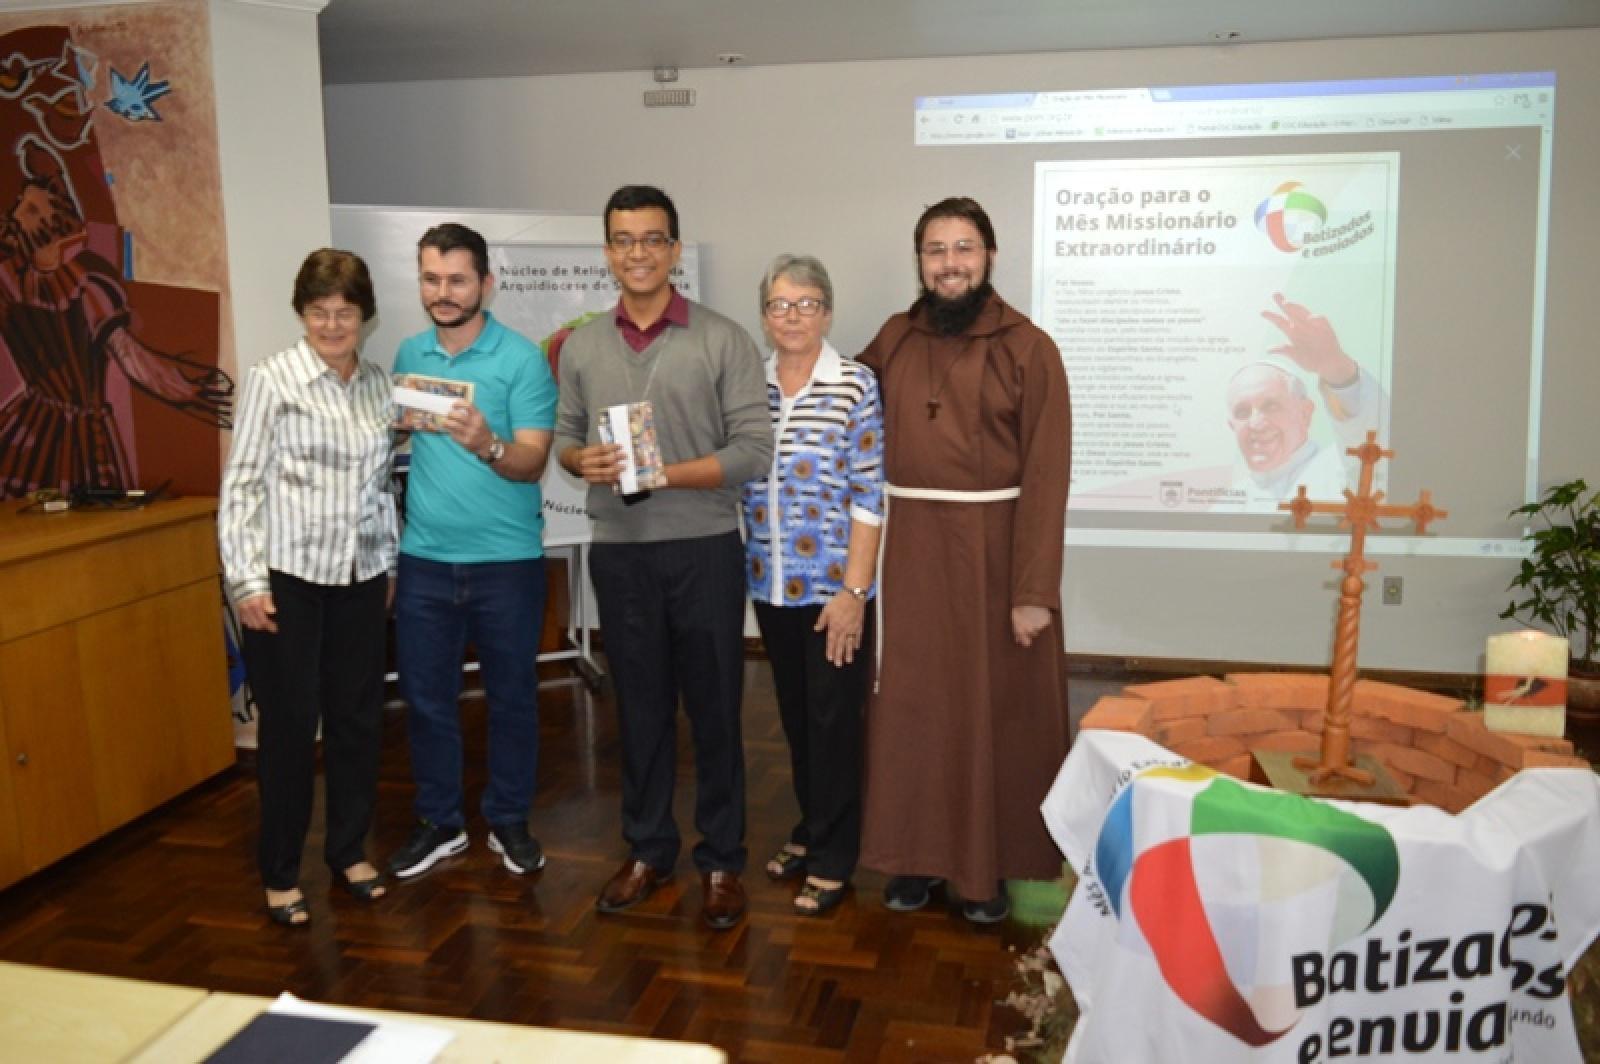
[1502,478,1600,720]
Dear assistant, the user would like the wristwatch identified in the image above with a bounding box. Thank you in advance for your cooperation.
[478,437,506,465]
[845,585,869,601]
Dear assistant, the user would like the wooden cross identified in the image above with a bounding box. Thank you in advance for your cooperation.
[1277,431,1447,786]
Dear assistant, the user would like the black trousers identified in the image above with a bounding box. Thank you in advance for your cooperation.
[753,600,870,882]
[242,570,387,891]
[589,531,747,874]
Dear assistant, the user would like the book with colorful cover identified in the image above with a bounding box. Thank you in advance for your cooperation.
[392,373,473,432]
[598,400,665,494]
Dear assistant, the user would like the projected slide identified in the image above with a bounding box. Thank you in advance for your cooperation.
[918,72,1554,555]
[1033,154,1397,514]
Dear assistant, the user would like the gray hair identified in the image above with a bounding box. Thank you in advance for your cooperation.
[759,253,833,310]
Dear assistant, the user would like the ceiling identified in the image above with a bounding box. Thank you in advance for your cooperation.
[316,0,1600,85]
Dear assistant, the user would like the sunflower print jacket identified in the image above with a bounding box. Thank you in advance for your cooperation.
[741,343,884,607]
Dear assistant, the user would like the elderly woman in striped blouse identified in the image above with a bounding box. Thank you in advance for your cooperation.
[218,249,398,927]
[741,254,884,917]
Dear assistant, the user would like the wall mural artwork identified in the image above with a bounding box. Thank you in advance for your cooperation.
[0,20,232,500]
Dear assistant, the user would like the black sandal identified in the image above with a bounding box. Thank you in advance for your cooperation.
[793,880,847,917]
[765,845,807,882]
[337,868,388,901]
[266,895,310,927]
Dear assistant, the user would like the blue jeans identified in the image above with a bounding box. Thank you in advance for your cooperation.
[395,554,546,829]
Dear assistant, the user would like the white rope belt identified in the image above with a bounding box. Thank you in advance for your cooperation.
[873,483,1022,691]
[882,485,1023,504]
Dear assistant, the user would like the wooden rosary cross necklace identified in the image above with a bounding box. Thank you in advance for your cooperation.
[926,342,970,419]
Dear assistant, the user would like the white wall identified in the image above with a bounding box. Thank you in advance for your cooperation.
[321,29,1600,672]
[210,0,330,372]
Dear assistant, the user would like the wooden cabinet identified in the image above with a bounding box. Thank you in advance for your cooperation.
[0,497,235,888]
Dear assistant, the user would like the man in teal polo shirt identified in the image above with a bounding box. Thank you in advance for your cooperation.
[387,223,559,881]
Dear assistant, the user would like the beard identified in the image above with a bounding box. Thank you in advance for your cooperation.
[919,279,994,337]
[427,296,481,329]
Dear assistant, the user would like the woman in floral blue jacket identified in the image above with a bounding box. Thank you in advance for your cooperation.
[741,254,884,917]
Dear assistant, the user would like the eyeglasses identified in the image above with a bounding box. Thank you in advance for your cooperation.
[304,306,362,327]
[763,297,828,318]
[919,239,984,259]
[607,232,676,253]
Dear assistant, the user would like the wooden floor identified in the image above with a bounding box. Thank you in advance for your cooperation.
[0,659,1046,1062]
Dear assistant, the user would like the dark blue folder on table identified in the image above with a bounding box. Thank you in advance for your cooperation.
[203,1011,377,1063]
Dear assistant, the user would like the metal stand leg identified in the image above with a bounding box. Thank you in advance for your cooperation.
[536,543,605,691]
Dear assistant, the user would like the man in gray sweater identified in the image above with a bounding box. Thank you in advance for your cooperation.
[554,185,772,930]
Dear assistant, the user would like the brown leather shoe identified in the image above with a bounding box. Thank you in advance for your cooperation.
[596,858,672,913]
[701,870,747,930]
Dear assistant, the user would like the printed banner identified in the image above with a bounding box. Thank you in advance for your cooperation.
[1032,154,1398,514]
[486,242,700,545]
[1042,730,1600,1063]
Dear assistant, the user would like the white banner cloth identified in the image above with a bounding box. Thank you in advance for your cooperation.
[1043,731,1600,1063]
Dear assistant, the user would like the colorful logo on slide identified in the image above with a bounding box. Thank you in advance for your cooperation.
[1092,766,1399,1046]
[1254,181,1328,252]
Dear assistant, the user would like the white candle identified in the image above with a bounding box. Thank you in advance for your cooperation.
[1485,630,1569,737]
